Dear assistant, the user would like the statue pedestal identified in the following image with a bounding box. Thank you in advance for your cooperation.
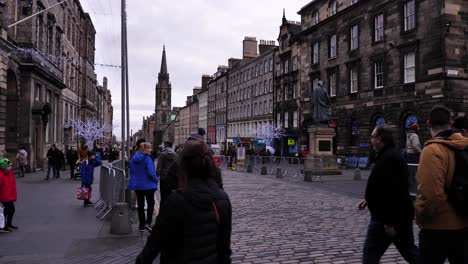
[304,127,341,181]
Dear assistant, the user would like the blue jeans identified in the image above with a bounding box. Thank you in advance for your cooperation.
[363,220,418,264]
[419,229,467,264]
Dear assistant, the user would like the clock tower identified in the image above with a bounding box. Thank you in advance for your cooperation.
[154,46,172,144]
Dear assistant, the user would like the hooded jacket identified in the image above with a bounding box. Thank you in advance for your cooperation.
[16,149,28,166]
[136,178,232,264]
[416,130,468,230]
[81,157,102,186]
[128,152,159,191]
[0,170,17,202]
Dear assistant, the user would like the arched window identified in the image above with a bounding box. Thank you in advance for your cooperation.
[375,117,385,126]
[405,115,418,128]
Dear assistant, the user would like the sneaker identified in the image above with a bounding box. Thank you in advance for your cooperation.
[0,228,11,233]
[144,224,153,233]
[7,225,18,230]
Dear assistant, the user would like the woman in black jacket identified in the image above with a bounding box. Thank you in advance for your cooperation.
[136,140,232,264]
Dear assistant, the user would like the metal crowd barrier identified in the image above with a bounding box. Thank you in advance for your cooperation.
[95,160,127,220]
[407,163,418,198]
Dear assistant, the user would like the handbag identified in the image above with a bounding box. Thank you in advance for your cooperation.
[76,186,92,200]
[0,204,4,229]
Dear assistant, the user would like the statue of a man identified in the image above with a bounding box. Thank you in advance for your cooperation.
[312,80,332,124]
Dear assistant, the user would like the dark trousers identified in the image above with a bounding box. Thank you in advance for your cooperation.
[2,202,15,227]
[46,161,60,178]
[18,165,26,178]
[363,220,419,264]
[135,189,156,229]
[69,163,75,179]
[419,229,468,264]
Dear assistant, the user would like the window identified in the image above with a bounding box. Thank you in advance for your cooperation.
[269,99,273,113]
[284,60,289,74]
[269,58,273,72]
[277,113,281,126]
[350,25,359,50]
[35,83,42,101]
[351,0,359,4]
[404,52,415,83]
[281,38,288,50]
[293,111,298,128]
[313,42,319,64]
[313,11,320,25]
[46,18,54,54]
[55,30,62,63]
[350,67,358,93]
[264,61,268,74]
[329,72,336,97]
[292,56,298,71]
[269,79,273,92]
[264,81,268,94]
[284,112,289,128]
[292,83,297,98]
[285,85,289,100]
[404,0,415,31]
[329,35,337,58]
[374,14,384,42]
[276,63,281,76]
[330,0,337,16]
[277,88,282,101]
[374,61,384,88]
[259,63,263,76]
[36,15,44,50]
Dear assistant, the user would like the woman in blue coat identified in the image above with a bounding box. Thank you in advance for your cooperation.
[129,142,159,232]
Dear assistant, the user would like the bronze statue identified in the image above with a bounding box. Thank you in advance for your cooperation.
[312,80,331,124]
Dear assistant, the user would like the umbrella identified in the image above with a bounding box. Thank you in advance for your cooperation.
[266,146,275,155]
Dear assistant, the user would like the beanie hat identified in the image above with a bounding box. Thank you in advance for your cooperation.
[0,158,12,169]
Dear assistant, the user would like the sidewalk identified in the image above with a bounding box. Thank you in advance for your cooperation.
[0,166,155,263]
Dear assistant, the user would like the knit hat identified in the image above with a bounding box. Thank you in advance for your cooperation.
[409,122,419,131]
[0,158,12,169]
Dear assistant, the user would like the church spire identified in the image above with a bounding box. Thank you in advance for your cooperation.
[282,8,287,24]
[160,45,168,75]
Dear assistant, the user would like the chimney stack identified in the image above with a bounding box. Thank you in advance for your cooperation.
[259,40,277,55]
[243,36,258,59]
[201,75,212,90]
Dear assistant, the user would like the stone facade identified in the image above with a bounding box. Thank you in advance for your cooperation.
[198,88,209,135]
[226,37,276,151]
[274,15,304,156]
[0,0,112,170]
[153,46,173,145]
[296,0,468,154]
[207,66,228,146]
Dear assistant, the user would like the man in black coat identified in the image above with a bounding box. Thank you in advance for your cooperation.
[358,125,418,264]
[66,146,79,179]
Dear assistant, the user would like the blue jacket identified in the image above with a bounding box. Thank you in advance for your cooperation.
[81,157,102,186]
[128,152,159,190]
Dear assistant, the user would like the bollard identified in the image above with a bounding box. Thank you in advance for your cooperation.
[247,164,252,173]
[354,168,361,180]
[276,168,284,178]
[110,202,132,235]
[261,166,267,175]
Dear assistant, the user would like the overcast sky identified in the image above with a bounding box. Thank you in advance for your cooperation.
[79,0,310,140]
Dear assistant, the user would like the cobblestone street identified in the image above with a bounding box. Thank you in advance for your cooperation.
[0,169,415,264]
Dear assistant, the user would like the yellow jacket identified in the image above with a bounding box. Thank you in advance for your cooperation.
[415,131,468,230]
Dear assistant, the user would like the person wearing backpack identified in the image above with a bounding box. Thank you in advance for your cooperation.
[405,122,422,164]
[135,140,232,264]
[416,105,468,263]
[157,141,178,205]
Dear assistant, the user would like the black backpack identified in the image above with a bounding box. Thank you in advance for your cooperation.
[445,145,468,216]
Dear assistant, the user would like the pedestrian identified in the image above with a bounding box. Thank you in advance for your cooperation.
[415,105,468,263]
[16,147,28,178]
[405,122,422,164]
[358,125,418,264]
[80,151,102,207]
[0,158,18,232]
[135,140,232,264]
[128,142,159,232]
[66,146,79,180]
[78,144,89,161]
[157,141,178,205]
[453,116,468,138]
[45,144,62,180]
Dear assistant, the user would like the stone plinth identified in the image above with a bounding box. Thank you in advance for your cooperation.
[304,127,341,181]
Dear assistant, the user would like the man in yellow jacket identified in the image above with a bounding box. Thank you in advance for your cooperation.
[416,105,468,263]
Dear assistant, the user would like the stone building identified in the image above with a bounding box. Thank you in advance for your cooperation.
[295,0,468,154]
[207,66,228,146]
[153,46,173,146]
[226,37,276,151]
[198,88,209,136]
[188,88,200,135]
[0,0,111,170]
[176,105,190,147]
[274,14,304,156]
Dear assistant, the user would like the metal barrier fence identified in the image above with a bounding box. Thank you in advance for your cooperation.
[95,160,127,220]
[216,155,317,179]
[408,163,418,198]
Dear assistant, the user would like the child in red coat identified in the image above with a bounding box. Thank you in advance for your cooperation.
[0,158,18,232]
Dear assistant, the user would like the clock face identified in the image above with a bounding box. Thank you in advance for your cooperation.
[162,101,167,107]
